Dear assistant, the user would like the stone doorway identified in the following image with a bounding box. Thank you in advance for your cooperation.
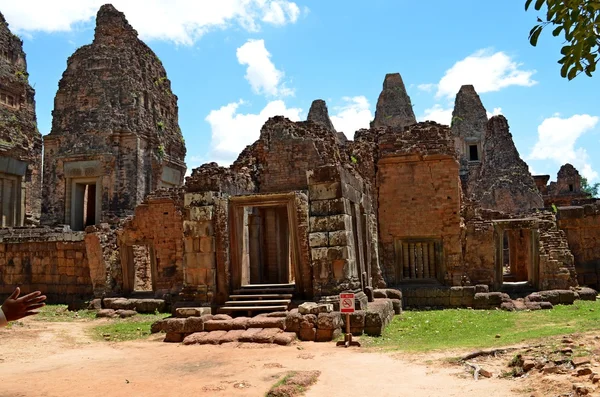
[246,206,292,285]
[229,193,304,294]
[69,178,101,231]
[122,244,157,294]
[493,219,540,290]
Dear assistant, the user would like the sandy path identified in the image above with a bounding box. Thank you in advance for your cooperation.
[0,319,522,397]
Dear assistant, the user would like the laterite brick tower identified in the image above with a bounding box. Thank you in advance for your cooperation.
[42,4,186,229]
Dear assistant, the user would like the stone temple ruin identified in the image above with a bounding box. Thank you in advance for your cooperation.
[1,4,600,344]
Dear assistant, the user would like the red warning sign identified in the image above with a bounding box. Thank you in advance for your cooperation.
[339,293,355,313]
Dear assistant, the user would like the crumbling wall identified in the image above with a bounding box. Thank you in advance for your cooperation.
[0,13,42,226]
[308,164,381,306]
[117,189,185,297]
[461,205,496,286]
[370,73,416,129]
[42,4,186,226]
[537,164,590,207]
[0,228,91,303]
[376,122,462,286]
[558,204,600,287]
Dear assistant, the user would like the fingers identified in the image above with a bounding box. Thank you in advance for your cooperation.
[8,287,20,300]
[23,295,46,305]
[24,303,45,311]
[21,310,42,318]
[17,290,42,303]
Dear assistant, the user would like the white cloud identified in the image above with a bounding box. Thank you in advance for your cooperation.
[236,39,293,97]
[419,104,453,125]
[417,83,436,93]
[1,0,304,45]
[205,100,302,165]
[330,96,372,138]
[529,114,600,181]
[486,107,503,119]
[436,49,537,99]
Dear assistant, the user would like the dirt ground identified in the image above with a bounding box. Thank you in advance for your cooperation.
[0,317,557,397]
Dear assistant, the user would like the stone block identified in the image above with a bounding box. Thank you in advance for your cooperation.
[385,289,402,300]
[557,290,577,305]
[88,298,102,310]
[537,290,560,305]
[577,287,598,301]
[373,289,387,298]
[96,309,117,318]
[274,332,297,346]
[309,232,328,248]
[328,230,351,246]
[315,328,341,342]
[184,192,216,207]
[298,327,316,341]
[390,299,402,314]
[189,206,214,222]
[247,316,285,329]
[285,310,303,333]
[116,309,137,318]
[317,312,342,330]
[450,287,463,298]
[164,332,184,343]
[308,182,342,201]
[219,329,245,344]
[475,284,489,293]
[175,307,212,318]
[253,328,283,343]
[183,317,205,333]
[341,310,365,328]
[162,318,187,333]
[299,314,317,329]
[204,330,228,345]
[239,328,264,343]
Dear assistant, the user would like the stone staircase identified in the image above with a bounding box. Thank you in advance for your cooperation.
[217,283,294,316]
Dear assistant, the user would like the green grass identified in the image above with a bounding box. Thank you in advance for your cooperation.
[363,300,600,351]
[91,312,169,342]
[34,304,97,322]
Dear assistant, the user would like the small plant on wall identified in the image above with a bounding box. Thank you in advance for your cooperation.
[156,144,165,161]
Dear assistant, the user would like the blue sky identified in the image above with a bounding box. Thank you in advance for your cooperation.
[1,0,599,181]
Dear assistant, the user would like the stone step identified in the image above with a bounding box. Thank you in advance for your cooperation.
[224,299,290,306]
[230,294,293,300]
[217,305,289,315]
[233,288,294,295]
[241,283,295,289]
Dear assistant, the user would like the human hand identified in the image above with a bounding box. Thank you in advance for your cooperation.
[2,287,47,322]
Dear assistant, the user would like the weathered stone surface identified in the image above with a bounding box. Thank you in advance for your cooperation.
[182,316,205,333]
[315,328,341,342]
[212,314,232,321]
[204,319,247,332]
[390,299,402,315]
[273,332,297,346]
[115,309,137,318]
[298,302,332,315]
[219,329,245,344]
[41,4,186,226]
[175,307,212,318]
[182,332,208,345]
[253,328,283,343]
[0,13,42,226]
[472,115,543,213]
[162,318,186,333]
[164,332,184,343]
[204,330,228,345]
[88,299,102,310]
[102,298,165,313]
[239,328,264,343]
[96,308,117,318]
[316,312,342,330]
[247,316,285,330]
[370,73,416,129]
[577,288,598,301]
[285,310,303,333]
[298,327,316,342]
[307,99,345,145]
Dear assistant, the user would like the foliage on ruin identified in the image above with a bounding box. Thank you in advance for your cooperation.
[364,300,600,351]
[526,0,600,79]
[582,176,600,197]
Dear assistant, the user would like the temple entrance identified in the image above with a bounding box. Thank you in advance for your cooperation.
[494,219,540,290]
[70,178,100,231]
[245,206,292,285]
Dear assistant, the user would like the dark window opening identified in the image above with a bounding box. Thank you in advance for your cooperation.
[469,144,479,161]
[569,184,574,192]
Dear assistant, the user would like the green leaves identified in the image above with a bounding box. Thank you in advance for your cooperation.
[525,0,600,80]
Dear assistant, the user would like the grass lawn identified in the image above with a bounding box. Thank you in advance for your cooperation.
[363,300,600,351]
[33,304,170,342]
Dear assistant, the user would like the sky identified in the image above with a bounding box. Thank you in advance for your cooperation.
[0,0,598,181]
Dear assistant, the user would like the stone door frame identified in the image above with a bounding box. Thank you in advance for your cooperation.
[229,193,303,293]
[120,241,158,295]
[492,219,540,290]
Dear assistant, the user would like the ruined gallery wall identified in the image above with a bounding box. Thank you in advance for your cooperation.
[308,164,381,301]
[117,190,185,296]
[376,122,462,286]
[558,204,600,287]
[0,228,91,303]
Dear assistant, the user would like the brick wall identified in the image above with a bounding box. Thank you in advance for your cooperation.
[0,228,92,303]
[558,204,600,287]
[377,154,462,285]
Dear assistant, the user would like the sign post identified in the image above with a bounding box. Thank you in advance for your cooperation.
[336,292,360,348]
